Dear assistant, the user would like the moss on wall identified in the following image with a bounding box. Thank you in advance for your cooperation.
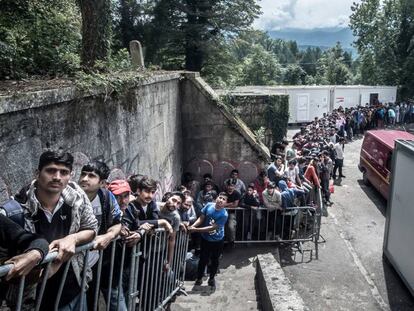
[264,95,289,142]
[219,93,289,145]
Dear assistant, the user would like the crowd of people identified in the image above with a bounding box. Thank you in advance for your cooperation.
[1,101,412,311]
[0,150,229,311]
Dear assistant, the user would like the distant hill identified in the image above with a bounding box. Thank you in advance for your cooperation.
[268,27,357,55]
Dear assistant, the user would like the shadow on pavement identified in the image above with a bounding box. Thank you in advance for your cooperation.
[357,179,387,217]
[382,255,414,310]
[220,245,277,270]
[278,243,315,267]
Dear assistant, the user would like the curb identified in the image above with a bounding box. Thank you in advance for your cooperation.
[256,252,307,311]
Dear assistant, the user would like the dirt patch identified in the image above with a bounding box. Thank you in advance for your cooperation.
[0,78,74,96]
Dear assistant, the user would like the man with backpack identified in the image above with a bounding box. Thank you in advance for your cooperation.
[4,150,98,311]
[79,161,125,311]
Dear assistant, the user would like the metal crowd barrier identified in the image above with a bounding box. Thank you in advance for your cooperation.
[0,228,189,311]
[225,187,323,259]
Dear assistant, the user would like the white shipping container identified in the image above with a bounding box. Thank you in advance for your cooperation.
[218,85,397,124]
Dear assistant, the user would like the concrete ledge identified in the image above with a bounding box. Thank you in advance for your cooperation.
[185,74,271,162]
[0,71,182,115]
[256,253,306,311]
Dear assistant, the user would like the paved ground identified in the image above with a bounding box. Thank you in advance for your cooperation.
[172,128,414,311]
[171,246,277,311]
[280,130,414,311]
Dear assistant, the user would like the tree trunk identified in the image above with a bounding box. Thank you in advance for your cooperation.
[79,0,112,70]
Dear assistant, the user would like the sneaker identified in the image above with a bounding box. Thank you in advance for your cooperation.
[208,278,216,287]
[339,175,346,178]
[194,278,203,286]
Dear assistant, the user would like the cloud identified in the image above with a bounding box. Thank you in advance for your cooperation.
[254,0,360,30]
[254,0,298,30]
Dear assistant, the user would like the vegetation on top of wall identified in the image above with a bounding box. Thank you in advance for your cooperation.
[220,93,289,143]
[73,49,159,97]
[264,95,289,142]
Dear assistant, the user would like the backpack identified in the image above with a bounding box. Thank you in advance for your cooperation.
[1,199,25,228]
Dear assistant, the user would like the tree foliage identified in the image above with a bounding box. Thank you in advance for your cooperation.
[0,0,361,88]
[0,0,81,79]
[350,0,414,98]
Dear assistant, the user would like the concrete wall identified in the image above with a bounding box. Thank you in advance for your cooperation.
[0,72,269,202]
[181,74,270,187]
[0,73,183,201]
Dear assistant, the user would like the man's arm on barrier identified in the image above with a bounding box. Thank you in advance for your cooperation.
[188,223,218,233]
[0,214,48,280]
[190,214,205,229]
[4,250,43,281]
[94,223,122,250]
[49,229,95,263]
[165,231,176,271]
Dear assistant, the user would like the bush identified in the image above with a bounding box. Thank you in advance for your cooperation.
[0,1,81,79]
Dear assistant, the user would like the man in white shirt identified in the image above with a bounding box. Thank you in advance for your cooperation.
[333,137,346,179]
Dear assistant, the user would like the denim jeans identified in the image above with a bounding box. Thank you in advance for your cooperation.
[101,286,128,311]
[58,293,87,311]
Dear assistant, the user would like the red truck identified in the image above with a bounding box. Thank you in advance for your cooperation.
[358,130,414,200]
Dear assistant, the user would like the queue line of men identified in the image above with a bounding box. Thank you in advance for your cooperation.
[0,150,229,310]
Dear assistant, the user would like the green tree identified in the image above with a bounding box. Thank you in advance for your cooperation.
[0,0,81,78]
[146,0,261,72]
[239,45,282,85]
[350,0,414,97]
[315,43,352,85]
[283,64,306,85]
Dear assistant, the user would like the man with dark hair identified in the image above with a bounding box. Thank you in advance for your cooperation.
[188,192,228,288]
[333,137,346,179]
[14,149,98,310]
[79,161,121,250]
[79,161,124,311]
[159,191,185,271]
[124,176,170,230]
[178,196,197,225]
[195,181,217,216]
[127,174,144,197]
[120,178,171,310]
[201,173,220,193]
[223,179,241,243]
[224,170,246,195]
[240,184,260,240]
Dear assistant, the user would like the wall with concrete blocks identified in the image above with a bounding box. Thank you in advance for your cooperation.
[0,73,183,202]
[181,73,270,187]
[0,72,269,203]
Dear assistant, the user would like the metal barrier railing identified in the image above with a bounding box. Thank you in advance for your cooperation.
[0,228,189,311]
[225,187,323,259]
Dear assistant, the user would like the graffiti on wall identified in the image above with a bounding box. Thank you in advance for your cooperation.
[185,158,260,189]
[0,150,176,204]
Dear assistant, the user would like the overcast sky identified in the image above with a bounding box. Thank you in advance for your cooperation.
[253,0,361,30]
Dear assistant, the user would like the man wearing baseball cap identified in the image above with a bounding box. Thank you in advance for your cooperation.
[108,180,131,213]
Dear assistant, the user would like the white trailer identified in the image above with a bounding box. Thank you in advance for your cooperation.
[333,86,397,110]
[218,85,397,124]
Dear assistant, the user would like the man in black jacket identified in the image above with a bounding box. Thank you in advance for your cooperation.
[0,214,49,281]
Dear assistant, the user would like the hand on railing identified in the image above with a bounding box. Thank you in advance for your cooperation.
[4,250,43,281]
[158,219,173,235]
[179,222,188,233]
[124,231,141,247]
[49,235,77,263]
[139,223,154,232]
[93,233,115,250]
